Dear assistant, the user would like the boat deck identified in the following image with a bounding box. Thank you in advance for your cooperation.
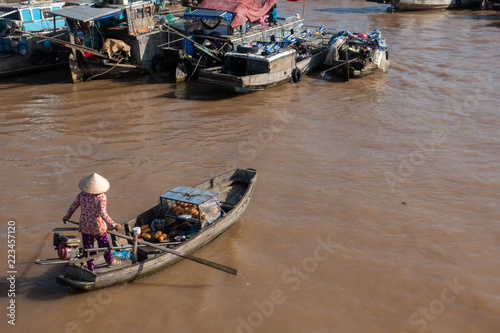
[89,179,247,274]
[93,254,134,274]
[217,181,246,206]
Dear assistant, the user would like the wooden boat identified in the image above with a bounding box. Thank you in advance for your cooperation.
[0,1,69,77]
[157,2,306,82]
[366,0,482,11]
[321,30,390,80]
[198,31,331,93]
[47,1,167,83]
[46,0,306,83]
[44,168,257,291]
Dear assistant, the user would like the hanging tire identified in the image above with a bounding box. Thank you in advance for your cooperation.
[236,44,259,54]
[151,54,166,72]
[292,67,302,83]
[31,48,48,65]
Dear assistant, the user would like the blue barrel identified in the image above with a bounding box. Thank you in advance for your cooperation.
[182,35,195,56]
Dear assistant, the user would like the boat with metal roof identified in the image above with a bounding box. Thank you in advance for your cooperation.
[47,0,169,82]
[156,0,307,82]
[0,1,69,77]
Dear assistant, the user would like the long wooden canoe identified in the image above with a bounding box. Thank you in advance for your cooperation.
[55,168,257,291]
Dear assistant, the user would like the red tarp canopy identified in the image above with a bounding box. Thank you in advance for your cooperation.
[198,0,278,28]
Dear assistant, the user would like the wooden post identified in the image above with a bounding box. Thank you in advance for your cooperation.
[132,233,138,264]
[345,47,350,82]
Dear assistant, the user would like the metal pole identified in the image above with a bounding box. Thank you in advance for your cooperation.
[84,243,182,252]
[85,245,133,252]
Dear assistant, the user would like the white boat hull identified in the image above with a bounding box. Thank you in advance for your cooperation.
[391,0,480,11]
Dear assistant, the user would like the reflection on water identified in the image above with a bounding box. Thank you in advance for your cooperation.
[161,81,241,101]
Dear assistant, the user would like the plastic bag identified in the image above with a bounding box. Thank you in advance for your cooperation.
[199,197,221,227]
[113,250,132,260]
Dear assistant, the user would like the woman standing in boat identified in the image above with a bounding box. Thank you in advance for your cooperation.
[63,173,124,272]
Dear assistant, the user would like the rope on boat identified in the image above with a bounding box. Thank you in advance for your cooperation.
[187,54,204,82]
[320,57,360,76]
[86,57,125,81]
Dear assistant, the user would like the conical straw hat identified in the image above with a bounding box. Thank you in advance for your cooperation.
[78,173,110,194]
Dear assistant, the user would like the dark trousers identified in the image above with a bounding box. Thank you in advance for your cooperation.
[82,233,114,272]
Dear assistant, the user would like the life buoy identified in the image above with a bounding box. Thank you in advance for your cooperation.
[292,67,302,83]
[236,44,259,54]
[31,48,48,65]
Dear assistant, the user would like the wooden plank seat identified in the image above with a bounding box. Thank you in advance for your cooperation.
[138,245,163,260]
[221,201,236,212]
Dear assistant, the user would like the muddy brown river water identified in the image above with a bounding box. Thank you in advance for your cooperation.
[1,1,500,332]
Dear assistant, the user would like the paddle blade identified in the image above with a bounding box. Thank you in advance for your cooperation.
[183,253,238,276]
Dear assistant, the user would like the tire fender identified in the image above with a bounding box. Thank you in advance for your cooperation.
[236,44,259,54]
[151,54,166,72]
[31,48,48,65]
[292,67,302,83]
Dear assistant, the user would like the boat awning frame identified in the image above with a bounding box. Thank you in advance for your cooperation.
[0,10,17,19]
[184,8,235,23]
[47,6,122,22]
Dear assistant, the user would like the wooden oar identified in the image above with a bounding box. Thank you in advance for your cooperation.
[53,227,79,231]
[66,220,237,276]
[108,230,237,275]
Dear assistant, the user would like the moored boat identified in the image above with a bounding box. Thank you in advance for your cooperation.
[321,30,389,80]
[36,168,257,291]
[198,26,331,93]
[0,1,69,77]
[46,0,307,83]
[157,0,307,82]
[47,0,167,83]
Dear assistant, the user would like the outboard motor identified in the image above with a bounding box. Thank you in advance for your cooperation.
[53,233,81,260]
[34,233,83,265]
